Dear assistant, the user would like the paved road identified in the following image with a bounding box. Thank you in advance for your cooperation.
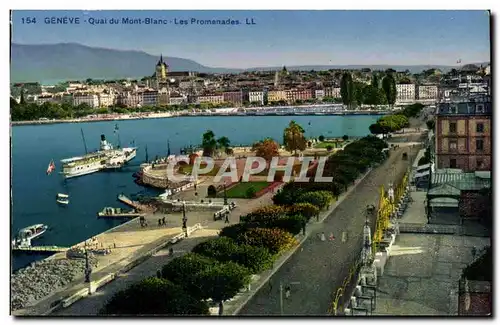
[238,146,419,315]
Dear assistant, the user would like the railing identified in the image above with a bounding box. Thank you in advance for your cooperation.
[329,255,362,315]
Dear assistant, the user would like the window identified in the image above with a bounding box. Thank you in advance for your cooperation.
[476,104,485,113]
[476,139,484,151]
[477,160,483,169]
[449,141,457,150]
[450,159,457,168]
[449,122,457,133]
[476,123,484,133]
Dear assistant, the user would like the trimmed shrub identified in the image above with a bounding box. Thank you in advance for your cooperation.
[160,253,217,287]
[207,185,217,197]
[288,203,319,222]
[231,244,275,274]
[236,228,298,255]
[296,191,334,210]
[192,237,239,262]
[100,277,209,316]
[269,214,306,235]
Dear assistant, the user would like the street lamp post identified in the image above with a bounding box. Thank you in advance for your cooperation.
[182,202,188,237]
[223,181,228,206]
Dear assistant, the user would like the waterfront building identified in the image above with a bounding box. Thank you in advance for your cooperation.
[142,90,159,106]
[315,89,325,100]
[198,95,224,104]
[35,95,58,105]
[267,90,287,102]
[396,83,416,103]
[158,87,170,106]
[249,91,264,105]
[73,93,99,108]
[285,89,313,103]
[324,87,341,99]
[117,92,143,108]
[418,85,439,100]
[223,91,243,106]
[98,92,116,107]
[435,96,491,171]
[169,96,187,105]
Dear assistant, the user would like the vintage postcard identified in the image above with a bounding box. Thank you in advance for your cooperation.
[9,10,491,317]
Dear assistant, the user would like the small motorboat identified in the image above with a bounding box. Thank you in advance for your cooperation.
[57,193,69,205]
[12,224,48,247]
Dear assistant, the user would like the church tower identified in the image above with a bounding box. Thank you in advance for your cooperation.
[155,54,169,85]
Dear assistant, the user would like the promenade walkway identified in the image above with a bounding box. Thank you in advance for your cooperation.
[49,182,283,315]
[237,146,419,315]
[13,210,214,316]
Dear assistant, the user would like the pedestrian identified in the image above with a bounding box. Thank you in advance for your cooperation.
[268,279,273,293]
[225,213,230,224]
[285,285,291,299]
[113,242,116,249]
[320,232,326,242]
[329,232,335,241]
[472,247,477,258]
[162,217,166,226]
[158,219,162,227]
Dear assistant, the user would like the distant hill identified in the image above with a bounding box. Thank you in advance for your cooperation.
[10,43,489,84]
[10,43,240,83]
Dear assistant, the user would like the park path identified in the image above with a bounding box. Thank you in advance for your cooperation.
[238,145,419,315]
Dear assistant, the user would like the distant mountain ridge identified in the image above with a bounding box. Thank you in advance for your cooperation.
[10,43,489,84]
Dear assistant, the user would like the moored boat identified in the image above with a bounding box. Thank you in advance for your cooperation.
[12,224,48,247]
[97,207,143,218]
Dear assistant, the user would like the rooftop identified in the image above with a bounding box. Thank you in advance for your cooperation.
[436,97,491,116]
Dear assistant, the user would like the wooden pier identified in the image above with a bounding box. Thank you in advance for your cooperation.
[117,194,153,212]
[12,246,69,253]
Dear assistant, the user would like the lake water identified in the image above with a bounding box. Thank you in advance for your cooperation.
[11,115,378,271]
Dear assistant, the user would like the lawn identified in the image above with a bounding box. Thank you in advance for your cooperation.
[223,181,271,198]
[179,164,220,176]
[314,141,346,149]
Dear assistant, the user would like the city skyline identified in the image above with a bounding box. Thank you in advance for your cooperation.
[12,10,491,69]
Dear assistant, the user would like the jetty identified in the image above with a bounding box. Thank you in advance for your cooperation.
[12,246,69,253]
[117,194,154,212]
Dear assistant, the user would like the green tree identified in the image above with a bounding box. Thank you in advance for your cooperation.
[217,136,231,154]
[382,74,397,106]
[160,253,217,295]
[340,72,354,109]
[192,261,251,315]
[252,138,280,162]
[296,191,334,210]
[192,237,239,262]
[372,74,380,88]
[202,130,218,157]
[283,120,307,155]
[100,277,209,315]
[236,227,297,254]
[318,135,325,142]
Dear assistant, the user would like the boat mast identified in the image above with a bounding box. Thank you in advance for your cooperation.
[80,128,88,154]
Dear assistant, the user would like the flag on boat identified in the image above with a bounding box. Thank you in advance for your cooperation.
[46,160,55,175]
